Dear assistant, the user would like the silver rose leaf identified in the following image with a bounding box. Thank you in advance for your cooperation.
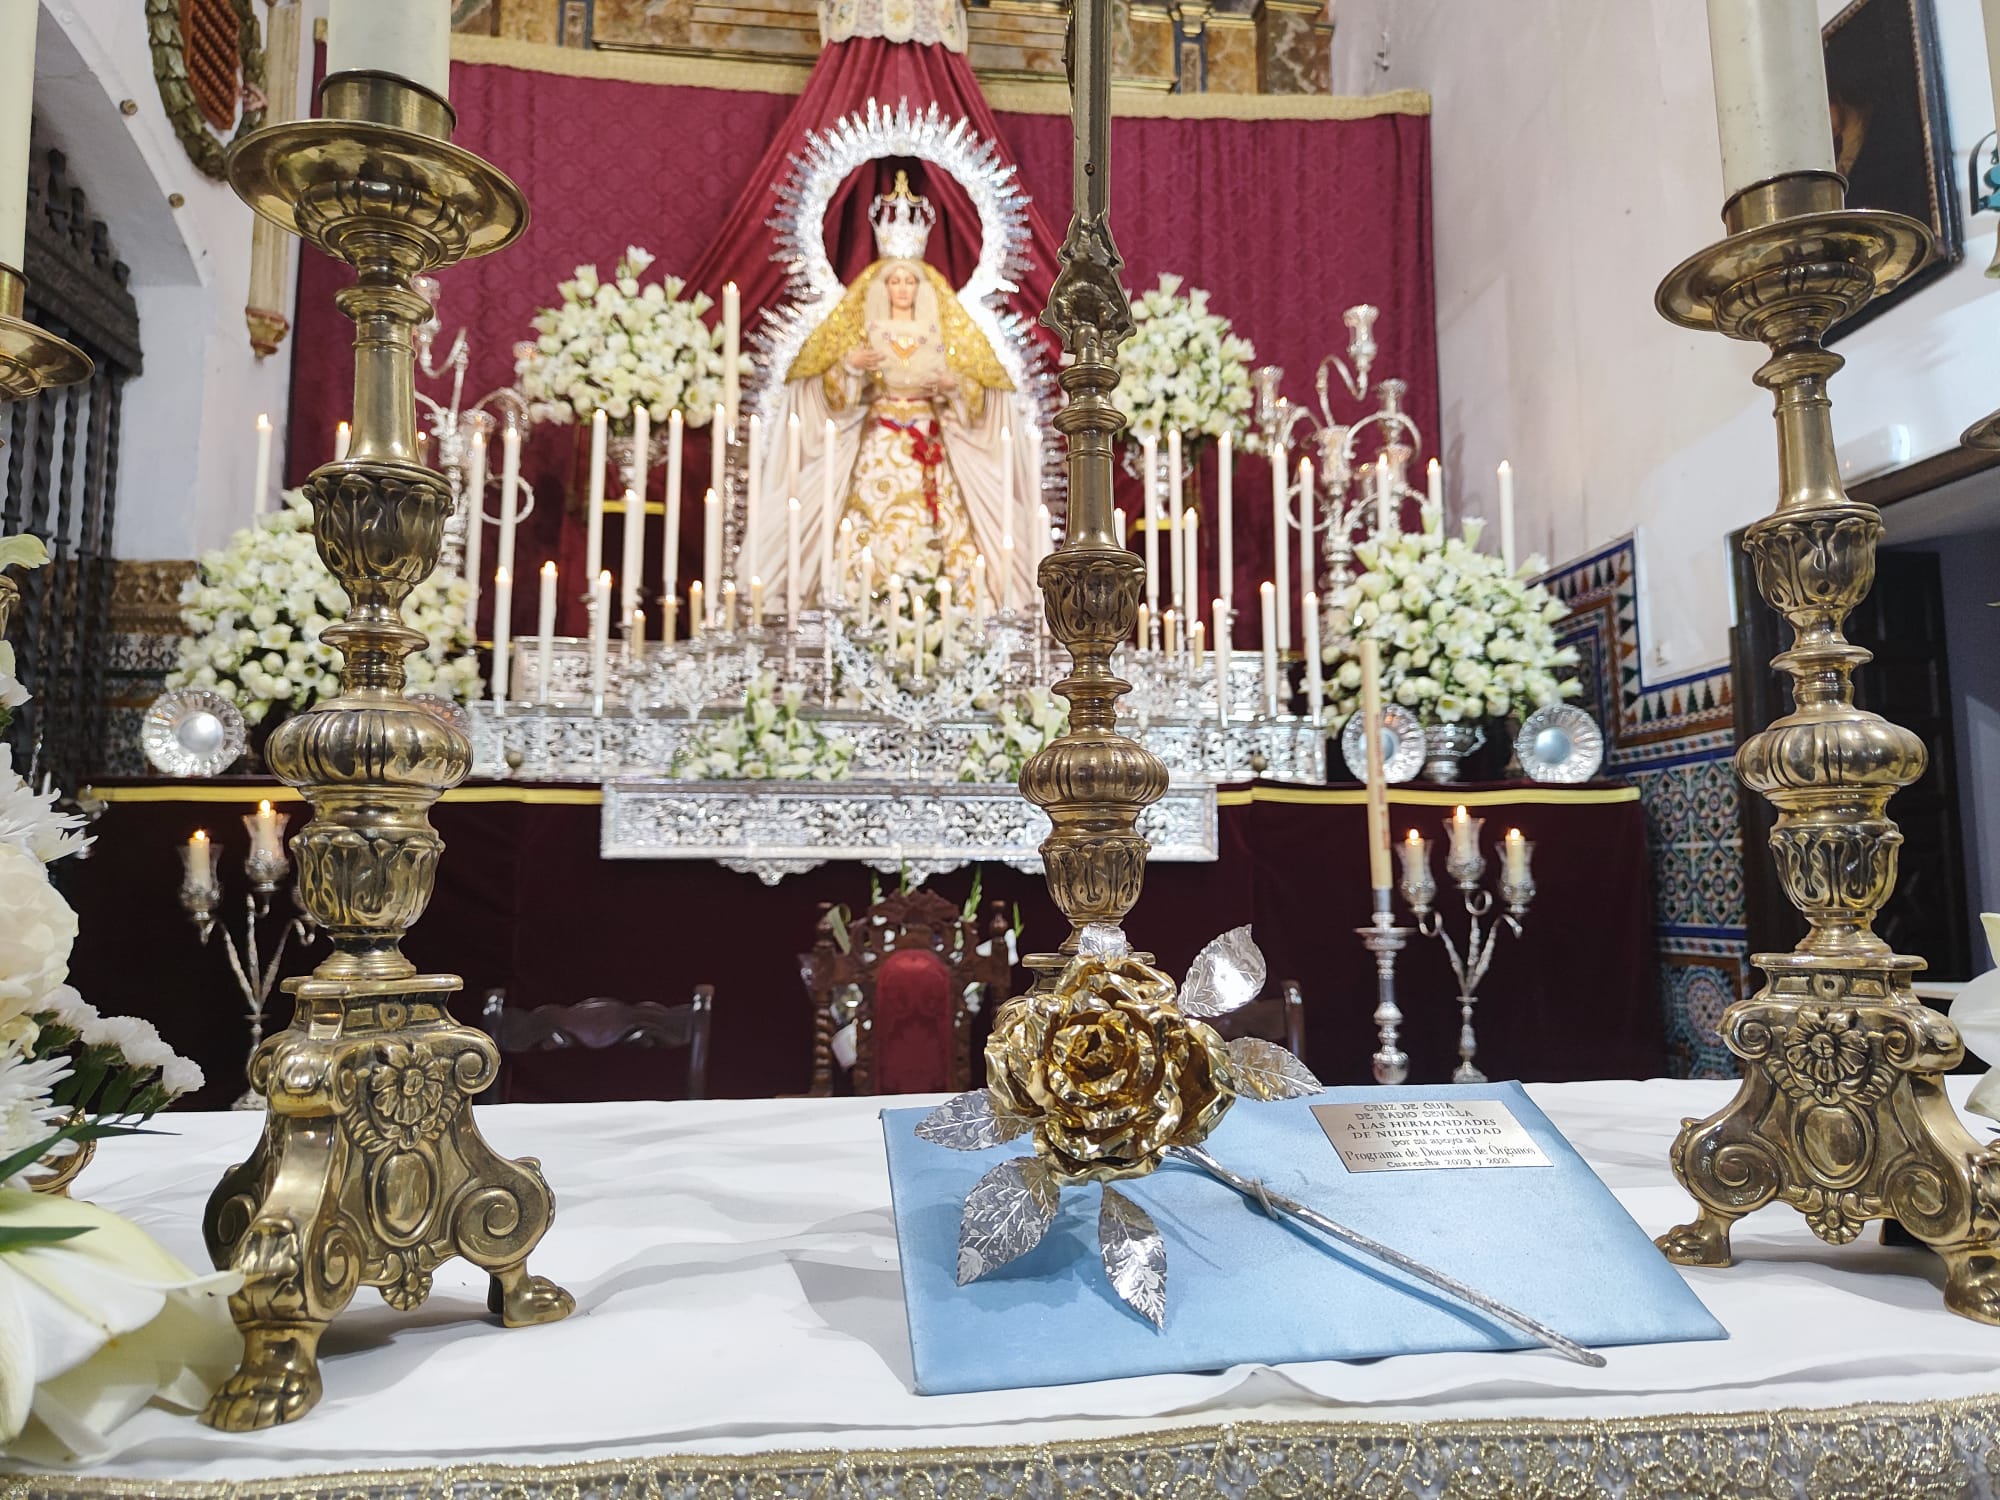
[1226,1036,1324,1100]
[1179,925,1266,1017]
[956,1157,1061,1285]
[915,1090,1032,1151]
[1098,1185,1168,1329]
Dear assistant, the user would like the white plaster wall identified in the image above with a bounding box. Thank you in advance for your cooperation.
[1331,0,2000,672]
[31,1,320,560]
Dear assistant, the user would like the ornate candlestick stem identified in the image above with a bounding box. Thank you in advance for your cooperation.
[1016,0,1167,989]
[1650,171,2000,1321]
[1358,889,1410,1085]
[200,71,572,1431]
[0,264,92,403]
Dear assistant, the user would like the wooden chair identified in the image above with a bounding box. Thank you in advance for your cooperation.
[801,890,1012,1096]
[478,987,715,1104]
[1207,977,1306,1059]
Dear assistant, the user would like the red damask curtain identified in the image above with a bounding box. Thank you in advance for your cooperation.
[285,48,1437,643]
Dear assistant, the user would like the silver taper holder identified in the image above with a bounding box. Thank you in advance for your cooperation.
[1359,886,1410,1084]
[1398,822,1534,1085]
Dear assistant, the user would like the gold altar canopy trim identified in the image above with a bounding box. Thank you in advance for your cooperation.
[446,34,1430,120]
[16,1397,2000,1499]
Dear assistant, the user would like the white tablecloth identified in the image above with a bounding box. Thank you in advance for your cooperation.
[13,1079,2000,1496]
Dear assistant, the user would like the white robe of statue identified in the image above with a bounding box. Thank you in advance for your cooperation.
[745,248,1037,612]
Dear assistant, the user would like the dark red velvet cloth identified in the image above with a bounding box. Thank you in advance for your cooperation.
[870,945,956,1094]
[62,783,1658,1109]
[284,48,1438,647]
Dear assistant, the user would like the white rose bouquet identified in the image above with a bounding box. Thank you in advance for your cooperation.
[1113,273,1259,453]
[1323,509,1581,724]
[516,246,747,430]
[166,491,481,727]
[957,687,1069,783]
[676,671,855,782]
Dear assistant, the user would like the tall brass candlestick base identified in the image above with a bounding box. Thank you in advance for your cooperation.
[201,73,572,1432]
[1651,172,2000,1321]
[0,266,91,402]
[1015,0,1167,988]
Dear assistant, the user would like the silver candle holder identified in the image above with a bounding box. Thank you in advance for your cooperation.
[1357,887,1412,1084]
[178,806,320,1109]
[1397,808,1536,1083]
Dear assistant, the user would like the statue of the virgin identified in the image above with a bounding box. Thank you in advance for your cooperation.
[744,173,1038,608]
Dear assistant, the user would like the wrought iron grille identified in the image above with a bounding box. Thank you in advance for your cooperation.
[3,146,142,793]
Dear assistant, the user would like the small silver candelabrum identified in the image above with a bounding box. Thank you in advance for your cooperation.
[1357,887,1412,1084]
[1396,809,1536,1083]
[177,802,321,1109]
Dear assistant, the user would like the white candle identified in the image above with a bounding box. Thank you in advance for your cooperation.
[1218,432,1234,614]
[1505,827,1531,884]
[247,800,285,862]
[938,578,954,664]
[1448,803,1482,869]
[750,574,765,626]
[1137,601,1151,652]
[0,1,36,267]
[496,425,521,592]
[1214,595,1231,726]
[1000,425,1016,610]
[722,281,742,432]
[1168,429,1185,614]
[490,565,513,705]
[973,555,990,625]
[585,408,608,588]
[619,487,644,622]
[820,417,838,602]
[632,402,652,506]
[1190,619,1205,671]
[252,414,273,516]
[1259,581,1279,717]
[689,580,705,639]
[860,548,875,607]
[461,427,487,628]
[1142,433,1160,621]
[1362,644,1393,893]
[589,570,612,711]
[1302,591,1324,725]
[912,593,927,683]
[722,579,738,634]
[1163,607,1179,657]
[1427,457,1442,513]
[327,0,451,97]
[701,487,721,623]
[664,410,684,623]
[334,420,352,462]
[536,561,557,704]
[185,829,213,890]
[1296,457,1314,607]
[1375,453,1394,538]
[1114,506,1126,548]
[1705,0,1835,199]
[785,496,801,631]
[628,606,646,663]
[710,420,727,506]
[1270,439,1290,651]
[1498,459,1517,573]
[744,413,763,588]
[1183,509,1201,629]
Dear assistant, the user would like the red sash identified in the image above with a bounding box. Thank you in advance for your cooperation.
[880,417,946,524]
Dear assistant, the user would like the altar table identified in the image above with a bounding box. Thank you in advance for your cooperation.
[11,1078,2000,1497]
[68,781,1659,1107]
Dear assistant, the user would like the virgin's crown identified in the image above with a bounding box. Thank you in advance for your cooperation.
[870,170,936,262]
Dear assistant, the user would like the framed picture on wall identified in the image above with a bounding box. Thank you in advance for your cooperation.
[1822,0,1963,339]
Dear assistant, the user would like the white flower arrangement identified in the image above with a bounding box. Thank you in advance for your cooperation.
[517,246,747,430]
[1323,509,1581,725]
[675,671,856,782]
[0,534,49,733]
[166,491,481,727]
[957,687,1069,783]
[1112,273,1259,453]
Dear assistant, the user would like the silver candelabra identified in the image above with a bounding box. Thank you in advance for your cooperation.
[1396,808,1536,1084]
[177,804,320,1109]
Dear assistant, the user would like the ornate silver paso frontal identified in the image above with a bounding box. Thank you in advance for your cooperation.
[755,99,1059,508]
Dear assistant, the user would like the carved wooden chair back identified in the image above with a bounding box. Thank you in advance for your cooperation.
[479,987,715,1103]
[1205,978,1307,1060]
[801,891,1012,1095]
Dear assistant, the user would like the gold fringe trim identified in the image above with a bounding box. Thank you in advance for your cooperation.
[1215,784,1638,808]
[447,34,1430,120]
[13,1397,2000,1498]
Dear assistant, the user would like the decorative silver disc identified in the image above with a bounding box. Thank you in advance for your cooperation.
[1515,704,1604,784]
[1340,705,1425,784]
[140,689,247,779]
[406,692,472,741]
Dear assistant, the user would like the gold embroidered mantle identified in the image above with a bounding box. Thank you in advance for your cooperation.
[786,261,1013,396]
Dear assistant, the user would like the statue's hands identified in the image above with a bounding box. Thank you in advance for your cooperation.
[847,348,885,372]
[930,372,960,398]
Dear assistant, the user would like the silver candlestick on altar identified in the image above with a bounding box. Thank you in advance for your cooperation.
[1358,887,1412,1084]
[1396,809,1535,1084]
[177,812,320,1110]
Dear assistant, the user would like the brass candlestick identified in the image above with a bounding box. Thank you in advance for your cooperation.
[1650,172,2000,1321]
[0,264,91,403]
[1015,0,1167,989]
[201,72,572,1432]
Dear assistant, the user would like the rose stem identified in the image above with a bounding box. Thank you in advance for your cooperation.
[1169,1145,1607,1369]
